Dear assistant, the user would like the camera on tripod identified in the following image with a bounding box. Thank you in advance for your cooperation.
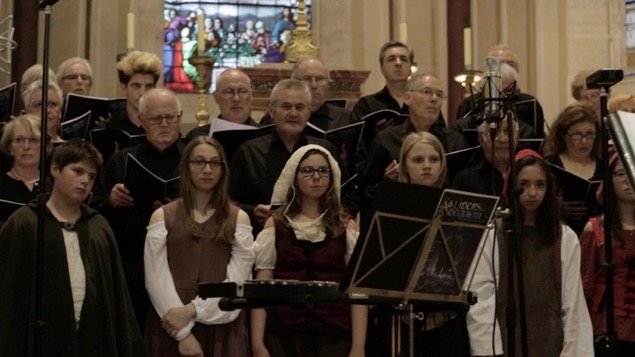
[586,69,624,89]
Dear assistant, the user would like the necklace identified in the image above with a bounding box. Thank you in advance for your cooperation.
[9,169,39,184]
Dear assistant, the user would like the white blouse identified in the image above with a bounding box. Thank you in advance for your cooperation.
[144,221,255,341]
[254,215,359,270]
[466,224,594,356]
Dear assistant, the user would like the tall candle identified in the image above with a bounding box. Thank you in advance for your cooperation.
[399,23,408,44]
[127,13,135,49]
[197,13,205,56]
[463,27,472,68]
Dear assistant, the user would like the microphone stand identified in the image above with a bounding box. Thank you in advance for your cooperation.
[481,80,528,356]
[34,1,58,356]
[493,96,528,357]
[595,85,618,357]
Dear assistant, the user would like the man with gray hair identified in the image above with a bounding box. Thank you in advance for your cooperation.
[453,63,538,141]
[359,71,467,216]
[455,44,545,137]
[229,78,349,234]
[451,117,520,196]
[260,56,358,130]
[56,57,93,98]
[92,88,183,332]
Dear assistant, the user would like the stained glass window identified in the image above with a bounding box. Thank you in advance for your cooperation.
[163,0,312,93]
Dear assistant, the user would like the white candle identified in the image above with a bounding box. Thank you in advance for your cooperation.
[463,27,472,68]
[197,13,205,56]
[399,23,408,44]
[127,13,135,49]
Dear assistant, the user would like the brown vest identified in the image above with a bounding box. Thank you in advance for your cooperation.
[163,200,238,303]
[496,226,563,356]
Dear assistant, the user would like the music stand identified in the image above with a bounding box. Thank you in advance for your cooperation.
[607,111,635,187]
[343,180,499,305]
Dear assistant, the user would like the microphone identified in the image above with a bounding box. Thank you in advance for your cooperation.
[483,56,503,140]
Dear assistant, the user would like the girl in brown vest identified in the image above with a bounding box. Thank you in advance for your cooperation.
[144,136,254,357]
[467,149,593,356]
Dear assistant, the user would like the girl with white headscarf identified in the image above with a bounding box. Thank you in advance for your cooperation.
[250,144,367,357]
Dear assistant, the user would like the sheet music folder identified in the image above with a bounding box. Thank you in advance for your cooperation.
[342,180,499,304]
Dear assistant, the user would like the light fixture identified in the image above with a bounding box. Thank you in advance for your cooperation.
[411,61,419,75]
[453,69,483,97]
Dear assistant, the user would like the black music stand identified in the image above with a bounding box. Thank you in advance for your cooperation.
[343,180,499,305]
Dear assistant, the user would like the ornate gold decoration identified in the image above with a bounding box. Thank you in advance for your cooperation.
[188,56,216,126]
[285,0,318,63]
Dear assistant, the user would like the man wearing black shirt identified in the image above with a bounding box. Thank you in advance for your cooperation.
[229,79,349,234]
[92,88,183,332]
[353,41,412,150]
[353,41,445,148]
[108,51,162,135]
[359,71,467,220]
[100,51,162,162]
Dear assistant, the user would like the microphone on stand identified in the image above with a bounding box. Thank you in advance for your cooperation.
[483,56,503,141]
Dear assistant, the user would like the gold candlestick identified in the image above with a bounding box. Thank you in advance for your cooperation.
[188,56,215,126]
[285,0,318,62]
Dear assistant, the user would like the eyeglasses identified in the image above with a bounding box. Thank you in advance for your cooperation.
[28,101,61,109]
[481,130,511,141]
[614,169,630,183]
[298,166,331,178]
[189,159,223,169]
[410,88,447,99]
[298,76,329,86]
[12,137,40,145]
[566,132,596,141]
[218,88,250,99]
[140,113,180,125]
[62,74,91,81]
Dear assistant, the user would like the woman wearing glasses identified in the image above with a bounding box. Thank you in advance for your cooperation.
[251,144,367,357]
[22,79,64,144]
[0,115,47,228]
[542,103,603,235]
[144,136,254,357]
[580,150,635,355]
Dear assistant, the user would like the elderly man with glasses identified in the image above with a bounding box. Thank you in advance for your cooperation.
[92,88,183,334]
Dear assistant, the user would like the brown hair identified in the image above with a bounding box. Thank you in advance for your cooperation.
[283,149,343,238]
[179,136,234,243]
[542,103,601,160]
